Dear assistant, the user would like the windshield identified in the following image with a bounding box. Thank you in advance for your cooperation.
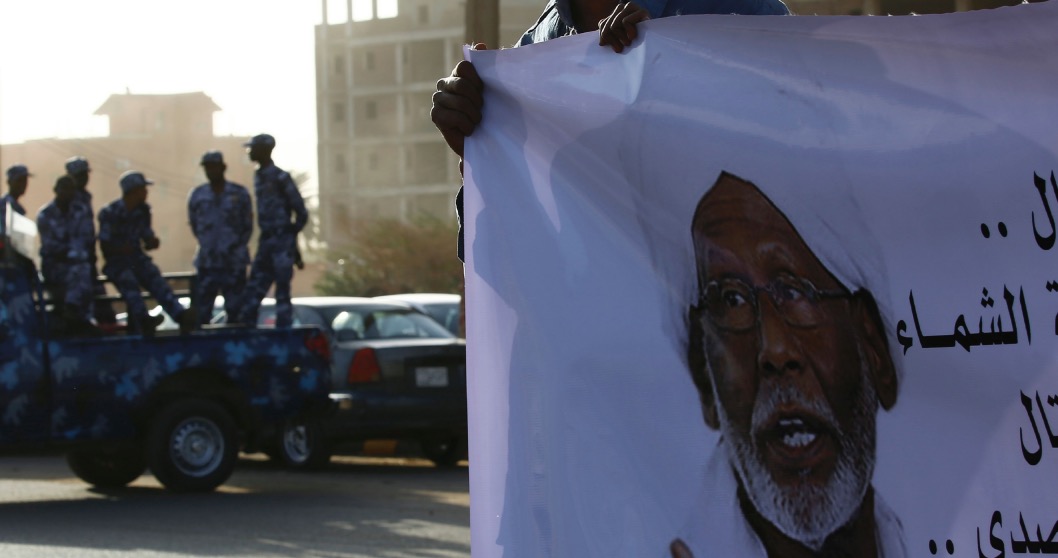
[331,308,454,341]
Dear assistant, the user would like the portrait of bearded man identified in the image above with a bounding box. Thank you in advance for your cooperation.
[671,171,906,558]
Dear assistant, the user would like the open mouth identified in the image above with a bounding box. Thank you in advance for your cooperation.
[776,417,819,448]
[758,411,837,474]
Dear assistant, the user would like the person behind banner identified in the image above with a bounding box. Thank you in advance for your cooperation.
[431,0,790,261]
[188,150,253,325]
[37,175,98,336]
[671,172,905,558]
[234,133,308,329]
[98,171,195,336]
[4,164,31,217]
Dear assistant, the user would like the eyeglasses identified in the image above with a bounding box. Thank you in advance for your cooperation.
[699,274,852,332]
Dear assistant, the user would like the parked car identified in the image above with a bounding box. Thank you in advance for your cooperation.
[373,293,462,337]
[227,297,468,468]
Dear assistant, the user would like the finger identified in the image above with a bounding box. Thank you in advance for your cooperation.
[598,5,623,51]
[472,42,487,50]
[609,20,631,50]
[617,4,647,44]
[430,105,479,142]
[454,60,486,98]
[437,74,483,109]
[431,92,481,135]
[599,26,624,52]
[600,3,624,29]
[621,10,650,44]
[601,13,630,52]
[670,539,694,558]
[598,10,616,43]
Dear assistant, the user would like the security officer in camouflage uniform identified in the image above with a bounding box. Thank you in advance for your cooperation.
[187,150,253,325]
[36,175,96,335]
[65,156,93,216]
[65,156,117,327]
[98,171,194,335]
[235,134,308,328]
[3,165,31,216]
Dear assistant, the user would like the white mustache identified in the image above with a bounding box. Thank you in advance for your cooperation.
[750,382,842,440]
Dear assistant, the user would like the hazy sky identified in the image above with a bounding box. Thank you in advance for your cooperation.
[0,0,394,192]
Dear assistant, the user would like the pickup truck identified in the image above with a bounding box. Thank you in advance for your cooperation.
[0,207,332,492]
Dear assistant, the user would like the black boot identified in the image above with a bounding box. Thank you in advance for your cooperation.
[177,309,197,335]
[62,305,101,337]
[131,312,165,337]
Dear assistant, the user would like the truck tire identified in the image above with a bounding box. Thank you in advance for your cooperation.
[421,436,464,468]
[147,399,238,492]
[66,446,147,488]
[276,419,331,470]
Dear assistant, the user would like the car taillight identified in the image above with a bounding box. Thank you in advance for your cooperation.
[347,348,380,383]
[304,331,332,362]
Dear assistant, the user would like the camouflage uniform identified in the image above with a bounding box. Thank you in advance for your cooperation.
[65,157,115,325]
[36,198,95,317]
[238,164,307,328]
[3,164,30,219]
[98,197,184,332]
[65,158,95,224]
[188,179,253,325]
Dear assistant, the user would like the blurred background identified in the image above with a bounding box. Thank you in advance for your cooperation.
[0,0,1036,298]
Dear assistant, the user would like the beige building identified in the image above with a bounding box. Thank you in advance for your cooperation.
[315,0,1035,252]
[314,0,542,252]
[1,92,254,275]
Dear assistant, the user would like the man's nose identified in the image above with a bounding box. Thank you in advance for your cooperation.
[755,294,803,376]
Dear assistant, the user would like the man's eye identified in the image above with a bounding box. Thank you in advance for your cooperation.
[775,280,808,302]
[719,289,748,308]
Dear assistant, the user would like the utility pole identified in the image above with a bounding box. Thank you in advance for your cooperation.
[465,0,499,48]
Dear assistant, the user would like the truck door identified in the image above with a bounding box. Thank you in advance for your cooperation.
[0,264,51,444]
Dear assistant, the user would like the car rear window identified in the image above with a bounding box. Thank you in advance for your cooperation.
[422,303,461,336]
[331,309,454,341]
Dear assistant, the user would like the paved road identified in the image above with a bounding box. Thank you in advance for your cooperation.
[0,454,470,557]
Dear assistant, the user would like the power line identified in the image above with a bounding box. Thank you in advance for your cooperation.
[34,137,201,197]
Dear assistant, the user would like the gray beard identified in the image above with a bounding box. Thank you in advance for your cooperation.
[712,359,878,551]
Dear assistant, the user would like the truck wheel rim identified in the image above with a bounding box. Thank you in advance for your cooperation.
[170,417,224,477]
[282,424,310,463]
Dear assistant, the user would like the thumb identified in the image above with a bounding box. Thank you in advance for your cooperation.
[472,42,488,50]
[670,539,695,558]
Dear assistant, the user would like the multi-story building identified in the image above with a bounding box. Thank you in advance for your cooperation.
[1,92,254,274]
[315,0,1035,252]
[315,0,541,252]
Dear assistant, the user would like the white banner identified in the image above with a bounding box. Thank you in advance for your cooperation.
[464,3,1058,557]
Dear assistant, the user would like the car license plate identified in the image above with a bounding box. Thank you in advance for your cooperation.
[415,367,448,387]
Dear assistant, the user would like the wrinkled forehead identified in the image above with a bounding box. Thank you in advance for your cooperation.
[691,173,841,288]
[692,178,787,236]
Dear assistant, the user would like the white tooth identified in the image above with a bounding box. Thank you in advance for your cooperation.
[779,418,805,427]
[783,431,817,448]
